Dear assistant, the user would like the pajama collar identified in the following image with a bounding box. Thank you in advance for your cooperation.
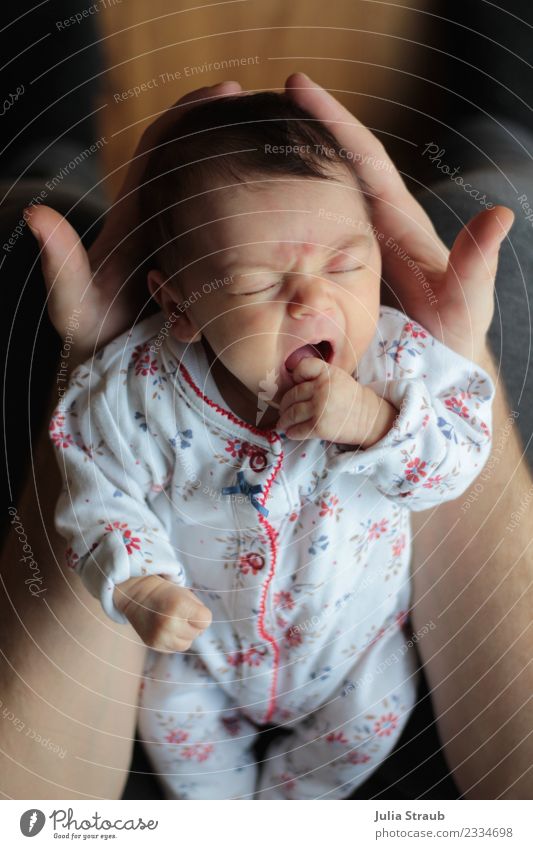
[160,332,285,460]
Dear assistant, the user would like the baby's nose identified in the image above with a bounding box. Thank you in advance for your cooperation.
[287,276,336,318]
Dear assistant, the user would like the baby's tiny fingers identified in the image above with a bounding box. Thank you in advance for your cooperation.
[278,380,314,416]
[290,356,329,384]
[283,420,316,440]
[188,604,213,631]
[278,400,314,432]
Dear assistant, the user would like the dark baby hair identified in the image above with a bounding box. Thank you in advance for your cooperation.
[139,91,368,283]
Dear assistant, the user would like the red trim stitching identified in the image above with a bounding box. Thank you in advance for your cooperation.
[256,452,284,723]
[178,359,284,722]
[178,361,279,443]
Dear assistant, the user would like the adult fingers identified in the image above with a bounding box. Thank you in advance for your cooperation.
[285,72,444,262]
[442,205,514,345]
[24,204,92,334]
[140,80,244,152]
[448,205,514,291]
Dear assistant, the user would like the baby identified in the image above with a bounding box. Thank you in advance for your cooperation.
[49,92,495,800]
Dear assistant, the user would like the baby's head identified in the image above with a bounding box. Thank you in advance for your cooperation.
[140,91,382,418]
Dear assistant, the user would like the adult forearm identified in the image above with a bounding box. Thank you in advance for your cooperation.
[410,345,533,798]
[1,396,146,799]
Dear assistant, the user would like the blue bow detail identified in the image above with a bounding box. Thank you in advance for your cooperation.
[221,471,269,517]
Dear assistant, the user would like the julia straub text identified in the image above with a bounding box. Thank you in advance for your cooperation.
[374,810,445,822]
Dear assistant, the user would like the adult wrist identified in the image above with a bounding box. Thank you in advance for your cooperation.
[438,325,490,367]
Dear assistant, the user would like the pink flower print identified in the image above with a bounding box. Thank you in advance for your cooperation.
[326,731,349,745]
[319,494,339,518]
[404,321,427,339]
[374,712,399,737]
[289,511,299,522]
[445,394,470,419]
[404,457,427,483]
[65,546,79,570]
[368,518,389,540]
[165,729,189,744]
[393,343,405,362]
[228,645,267,667]
[345,750,371,765]
[422,474,443,489]
[225,438,242,458]
[238,552,265,575]
[421,413,430,429]
[104,521,141,555]
[480,420,490,438]
[131,343,158,377]
[391,533,406,557]
[50,429,74,449]
[122,529,141,555]
[49,411,65,431]
[284,627,303,648]
[273,591,295,611]
[278,772,297,791]
[105,520,128,533]
[243,645,268,666]
[221,716,241,737]
[181,743,214,762]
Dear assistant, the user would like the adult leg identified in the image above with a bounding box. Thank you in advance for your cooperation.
[1,417,147,799]
[409,118,533,798]
[1,185,147,799]
[0,2,149,800]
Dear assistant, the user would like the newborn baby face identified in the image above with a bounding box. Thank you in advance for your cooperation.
[156,170,382,429]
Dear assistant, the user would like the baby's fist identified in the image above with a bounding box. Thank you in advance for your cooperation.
[113,574,212,653]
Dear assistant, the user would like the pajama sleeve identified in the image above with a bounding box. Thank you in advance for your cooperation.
[331,309,495,511]
[49,364,187,625]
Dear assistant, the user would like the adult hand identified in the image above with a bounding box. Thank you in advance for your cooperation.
[285,73,515,361]
[24,81,243,363]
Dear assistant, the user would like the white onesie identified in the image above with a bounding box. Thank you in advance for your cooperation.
[50,305,494,799]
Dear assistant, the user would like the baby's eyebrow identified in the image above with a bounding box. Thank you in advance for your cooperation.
[331,233,373,253]
[225,234,373,273]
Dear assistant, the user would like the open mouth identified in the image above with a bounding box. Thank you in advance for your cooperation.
[284,339,334,373]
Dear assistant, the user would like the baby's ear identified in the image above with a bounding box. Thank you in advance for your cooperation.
[146,269,202,343]
[147,269,169,309]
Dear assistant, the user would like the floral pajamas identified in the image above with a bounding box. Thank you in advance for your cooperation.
[50,306,494,799]
[138,615,418,799]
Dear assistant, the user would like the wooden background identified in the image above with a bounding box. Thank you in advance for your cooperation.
[95,0,433,197]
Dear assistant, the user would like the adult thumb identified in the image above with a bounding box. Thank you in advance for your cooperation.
[23,204,91,334]
[447,205,515,301]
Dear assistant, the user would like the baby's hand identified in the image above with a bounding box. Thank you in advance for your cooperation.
[112,574,212,653]
[276,356,397,448]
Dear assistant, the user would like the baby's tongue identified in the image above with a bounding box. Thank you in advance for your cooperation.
[285,343,319,372]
